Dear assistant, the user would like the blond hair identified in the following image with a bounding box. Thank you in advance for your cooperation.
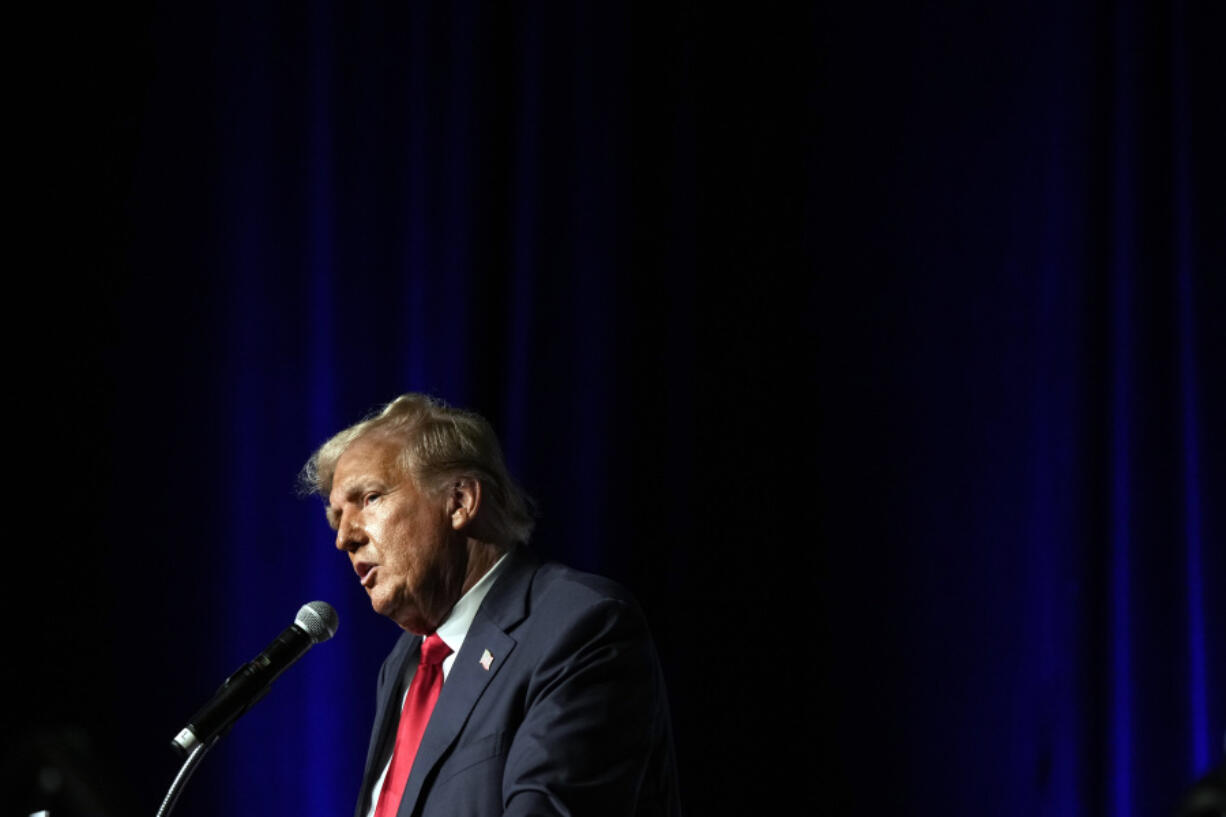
[300,394,535,545]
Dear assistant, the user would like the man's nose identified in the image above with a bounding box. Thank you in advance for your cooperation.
[336,510,366,553]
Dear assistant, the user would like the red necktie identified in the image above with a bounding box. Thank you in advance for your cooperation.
[373,633,453,817]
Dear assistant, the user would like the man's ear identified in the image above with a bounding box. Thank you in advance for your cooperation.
[449,477,481,530]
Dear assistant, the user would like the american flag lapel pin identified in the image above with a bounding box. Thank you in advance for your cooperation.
[479,649,494,671]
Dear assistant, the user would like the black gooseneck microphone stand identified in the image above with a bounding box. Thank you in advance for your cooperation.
[154,739,216,817]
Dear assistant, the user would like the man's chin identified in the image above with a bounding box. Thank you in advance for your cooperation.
[369,589,398,619]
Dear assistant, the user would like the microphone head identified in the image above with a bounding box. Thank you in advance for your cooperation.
[295,601,339,643]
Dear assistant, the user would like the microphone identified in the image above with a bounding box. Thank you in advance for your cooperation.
[171,601,339,754]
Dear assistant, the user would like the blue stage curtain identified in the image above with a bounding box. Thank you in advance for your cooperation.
[5,2,1221,816]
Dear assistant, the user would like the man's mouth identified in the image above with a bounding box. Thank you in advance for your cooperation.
[354,561,377,587]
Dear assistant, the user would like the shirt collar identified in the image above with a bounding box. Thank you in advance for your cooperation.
[434,551,509,656]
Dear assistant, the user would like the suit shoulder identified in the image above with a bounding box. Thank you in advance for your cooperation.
[480,549,650,638]
[527,560,639,610]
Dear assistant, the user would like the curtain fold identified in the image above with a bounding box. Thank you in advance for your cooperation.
[6,2,1222,816]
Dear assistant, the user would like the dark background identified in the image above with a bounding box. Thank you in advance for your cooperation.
[5,2,1223,816]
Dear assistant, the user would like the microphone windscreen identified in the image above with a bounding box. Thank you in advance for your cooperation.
[295,601,339,643]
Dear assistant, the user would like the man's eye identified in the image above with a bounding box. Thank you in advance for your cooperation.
[363,493,381,506]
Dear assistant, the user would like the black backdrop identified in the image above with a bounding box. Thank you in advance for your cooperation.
[6,2,1224,816]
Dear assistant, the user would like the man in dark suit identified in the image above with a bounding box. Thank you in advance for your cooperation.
[300,394,681,817]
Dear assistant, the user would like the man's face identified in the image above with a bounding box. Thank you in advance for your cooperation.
[327,435,467,633]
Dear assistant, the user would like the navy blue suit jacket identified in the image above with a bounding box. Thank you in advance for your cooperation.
[354,547,681,817]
